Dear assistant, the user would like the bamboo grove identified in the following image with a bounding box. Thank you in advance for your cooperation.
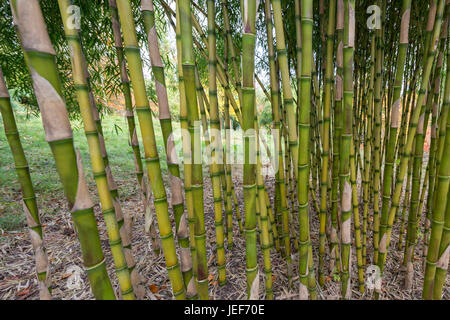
[0,0,449,300]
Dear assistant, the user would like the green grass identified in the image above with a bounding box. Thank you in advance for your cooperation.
[0,102,171,231]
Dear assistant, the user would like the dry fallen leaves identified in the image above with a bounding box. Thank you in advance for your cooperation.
[16,287,30,296]
[61,273,73,280]
[149,284,159,293]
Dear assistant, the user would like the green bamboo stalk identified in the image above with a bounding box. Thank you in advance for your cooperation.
[264,187,279,250]
[222,39,236,247]
[241,0,259,300]
[108,0,160,256]
[90,64,147,292]
[173,1,198,295]
[281,101,292,277]
[263,0,283,254]
[109,0,143,191]
[194,68,211,150]
[297,0,313,300]
[192,44,212,302]
[318,0,336,287]
[178,0,208,300]
[307,240,317,299]
[193,0,271,110]
[272,18,286,249]
[255,128,277,248]
[423,4,450,298]
[190,12,242,115]
[377,0,412,276]
[339,0,355,300]
[231,179,244,234]
[10,0,115,299]
[395,67,417,243]
[350,139,364,293]
[371,0,384,266]
[432,185,450,299]
[378,0,445,286]
[330,0,344,274]
[271,0,299,185]
[0,67,52,300]
[311,61,322,196]
[205,0,226,286]
[115,0,185,300]
[221,30,238,249]
[178,6,243,123]
[222,0,243,107]
[423,21,448,268]
[434,31,449,178]
[417,169,430,240]
[362,37,375,266]
[141,0,195,297]
[286,141,299,254]
[398,156,413,251]
[403,86,432,289]
[256,120,273,300]
[83,53,135,252]
[380,0,445,294]
[58,0,137,299]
